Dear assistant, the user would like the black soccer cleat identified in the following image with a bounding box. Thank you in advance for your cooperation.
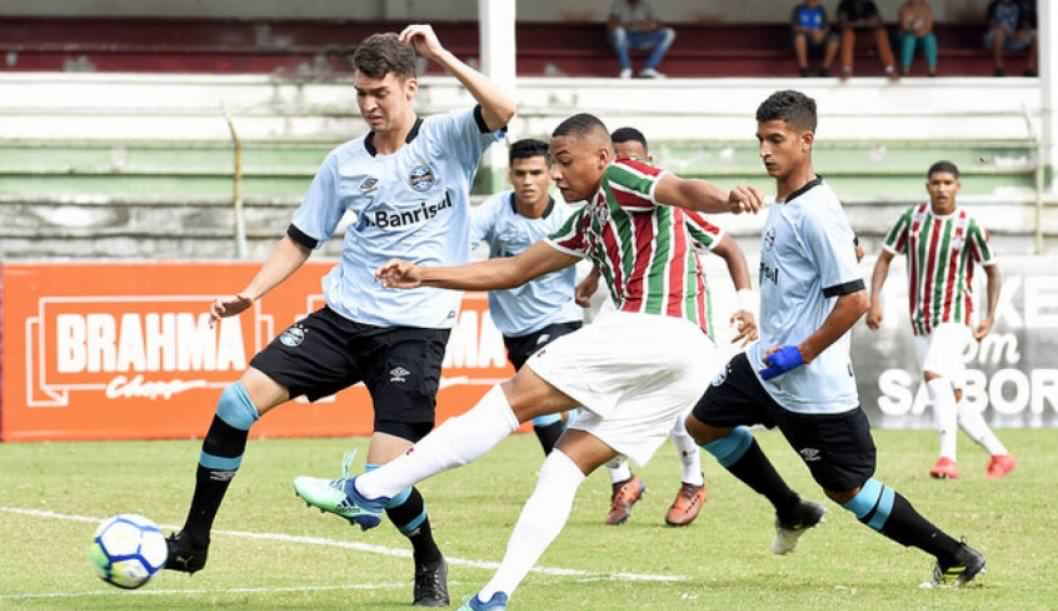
[771,499,826,555]
[931,542,986,588]
[413,557,450,607]
[164,530,209,575]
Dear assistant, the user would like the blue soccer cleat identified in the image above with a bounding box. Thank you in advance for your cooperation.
[458,591,509,610]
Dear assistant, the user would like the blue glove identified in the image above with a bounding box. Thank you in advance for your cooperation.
[759,346,805,381]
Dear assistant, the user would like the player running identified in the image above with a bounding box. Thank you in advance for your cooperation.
[867,161,1016,480]
[163,25,514,608]
[293,112,763,610]
[684,90,986,589]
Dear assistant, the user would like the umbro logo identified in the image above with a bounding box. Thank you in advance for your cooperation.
[798,448,822,462]
[536,334,550,345]
[209,470,237,482]
[390,367,411,383]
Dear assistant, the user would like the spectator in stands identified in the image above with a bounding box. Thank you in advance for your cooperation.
[984,0,1038,77]
[792,0,840,77]
[837,0,898,79]
[898,0,938,76]
[607,0,676,79]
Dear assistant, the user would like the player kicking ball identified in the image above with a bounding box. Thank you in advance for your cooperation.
[683,90,985,589]
[867,161,1016,480]
[294,112,762,610]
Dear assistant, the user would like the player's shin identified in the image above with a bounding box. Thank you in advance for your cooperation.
[842,479,961,561]
[701,426,799,516]
[356,385,520,500]
[183,382,259,544]
[478,449,586,602]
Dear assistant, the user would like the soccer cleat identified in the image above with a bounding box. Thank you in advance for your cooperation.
[929,456,960,480]
[665,480,708,527]
[458,591,509,610]
[413,557,450,607]
[771,499,826,555]
[163,530,208,574]
[606,475,645,525]
[293,474,384,531]
[929,542,986,588]
[985,454,1016,480]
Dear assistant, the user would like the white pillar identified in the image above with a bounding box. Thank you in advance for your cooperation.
[478,0,517,191]
[1041,0,1058,191]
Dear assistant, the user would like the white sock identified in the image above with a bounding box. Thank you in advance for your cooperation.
[926,377,958,460]
[478,449,586,601]
[670,419,704,486]
[356,385,519,499]
[957,401,1008,456]
[606,456,632,484]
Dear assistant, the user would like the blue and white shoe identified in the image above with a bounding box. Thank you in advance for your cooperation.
[458,591,509,610]
[293,451,388,531]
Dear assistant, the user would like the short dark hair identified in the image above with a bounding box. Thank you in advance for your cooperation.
[552,113,609,139]
[611,126,648,151]
[927,160,960,179]
[756,90,818,132]
[509,138,550,165]
[353,33,417,79]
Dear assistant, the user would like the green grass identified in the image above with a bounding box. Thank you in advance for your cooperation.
[1,429,1056,610]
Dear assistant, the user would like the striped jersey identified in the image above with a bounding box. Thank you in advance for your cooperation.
[882,203,996,336]
[546,158,724,336]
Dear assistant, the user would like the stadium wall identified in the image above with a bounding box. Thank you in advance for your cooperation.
[0,0,1002,24]
[0,257,1055,442]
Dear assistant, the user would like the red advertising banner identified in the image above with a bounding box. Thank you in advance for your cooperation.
[0,261,514,442]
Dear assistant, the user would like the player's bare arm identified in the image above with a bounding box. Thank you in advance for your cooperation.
[575,265,602,307]
[653,173,764,215]
[210,236,311,324]
[866,249,895,330]
[711,234,759,346]
[797,289,870,363]
[399,24,515,130]
[377,240,580,291]
[975,263,1002,341]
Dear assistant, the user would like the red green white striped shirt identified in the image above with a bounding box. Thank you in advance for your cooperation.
[546,158,723,336]
[882,203,996,336]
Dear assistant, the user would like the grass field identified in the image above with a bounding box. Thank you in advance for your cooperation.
[1,428,1056,610]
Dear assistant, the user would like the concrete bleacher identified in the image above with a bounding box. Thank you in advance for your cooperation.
[0,18,1034,78]
[0,72,1051,260]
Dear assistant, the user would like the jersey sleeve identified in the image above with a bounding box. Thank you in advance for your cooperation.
[546,205,591,258]
[802,204,865,297]
[685,211,725,251]
[469,196,499,247]
[881,207,914,255]
[425,106,504,180]
[967,217,998,266]
[602,159,667,213]
[289,152,345,250]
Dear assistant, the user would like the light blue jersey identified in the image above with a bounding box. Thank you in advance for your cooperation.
[290,107,503,329]
[471,191,582,336]
[748,178,865,414]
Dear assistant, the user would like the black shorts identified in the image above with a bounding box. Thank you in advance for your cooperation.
[250,306,450,442]
[502,321,583,370]
[692,353,876,492]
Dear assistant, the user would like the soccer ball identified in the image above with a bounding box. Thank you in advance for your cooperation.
[87,514,168,589]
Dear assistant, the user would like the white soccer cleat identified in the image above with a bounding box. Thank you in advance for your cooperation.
[770,500,826,555]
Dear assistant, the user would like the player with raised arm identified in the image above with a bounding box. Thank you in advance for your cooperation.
[580,126,758,527]
[684,90,986,588]
[868,161,1015,480]
[163,26,514,608]
[293,112,762,610]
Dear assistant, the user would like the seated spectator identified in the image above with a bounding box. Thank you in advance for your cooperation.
[898,0,938,76]
[984,0,1037,76]
[607,0,675,79]
[792,0,840,77]
[837,0,898,79]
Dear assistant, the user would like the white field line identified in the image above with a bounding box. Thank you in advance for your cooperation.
[0,582,408,601]
[0,506,689,591]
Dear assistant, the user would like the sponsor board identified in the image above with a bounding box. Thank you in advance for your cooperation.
[1,262,514,441]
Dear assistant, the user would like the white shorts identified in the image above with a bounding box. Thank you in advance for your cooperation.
[526,310,720,466]
[912,323,972,388]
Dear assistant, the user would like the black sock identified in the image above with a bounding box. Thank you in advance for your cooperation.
[533,421,565,455]
[725,440,800,518]
[183,415,249,545]
[385,487,442,566]
[877,492,962,562]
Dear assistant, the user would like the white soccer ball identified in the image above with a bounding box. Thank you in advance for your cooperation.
[87,514,168,589]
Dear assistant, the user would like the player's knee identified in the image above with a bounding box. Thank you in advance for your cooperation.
[375,420,433,444]
[684,414,725,445]
[215,382,260,432]
[824,486,858,505]
[701,425,753,467]
[922,370,942,383]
